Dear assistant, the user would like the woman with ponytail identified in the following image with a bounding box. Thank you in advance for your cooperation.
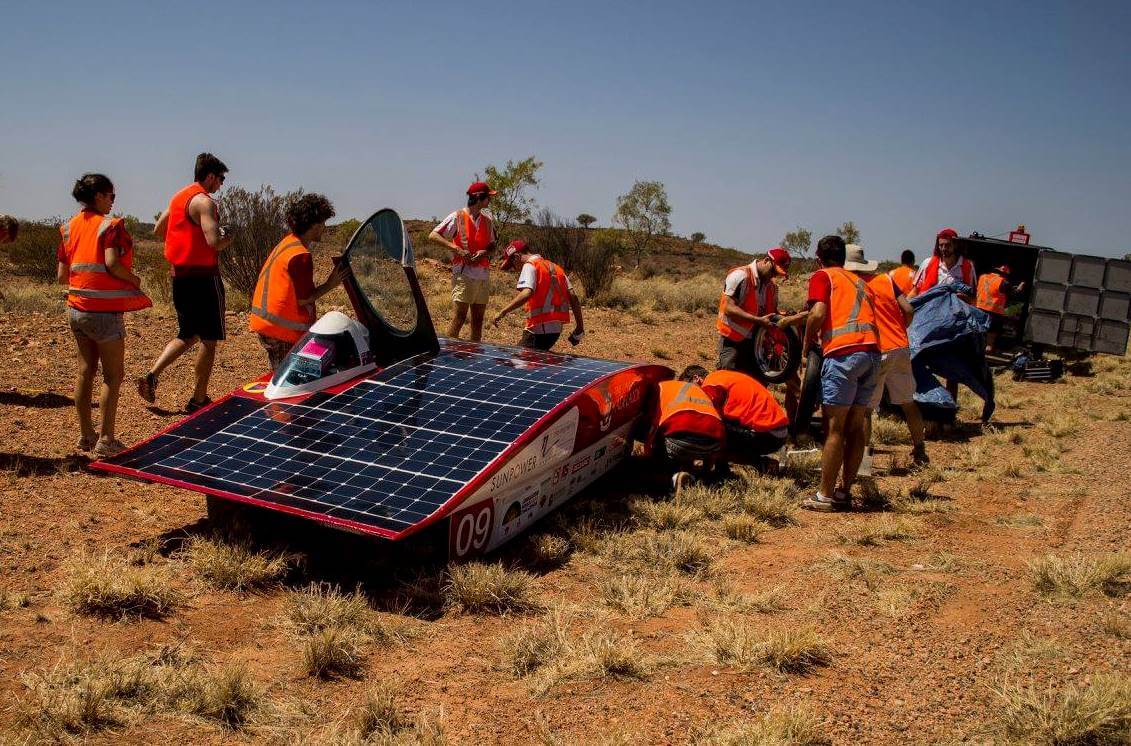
[56,173,150,456]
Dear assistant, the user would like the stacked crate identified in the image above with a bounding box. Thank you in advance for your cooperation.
[1024,251,1131,354]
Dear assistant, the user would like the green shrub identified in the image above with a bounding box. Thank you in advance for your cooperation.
[5,219,63,280]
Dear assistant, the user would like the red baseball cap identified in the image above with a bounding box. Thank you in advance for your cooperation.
[466,181,497,197]
[995,264,1011,274]
[500,240,527,270]
[766,246,791,277]
[937,227,958,240]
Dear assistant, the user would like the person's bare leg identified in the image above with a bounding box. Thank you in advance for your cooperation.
[149,337,194,378]
[96,338,125,441]
[841,405,868,493]
[74,335,99,445]
[901,401,926,447]
[447,302,469,339]
[784,372,800,422]
[469,303,486,342]
[192,341,217,404]
[820,405,849,498]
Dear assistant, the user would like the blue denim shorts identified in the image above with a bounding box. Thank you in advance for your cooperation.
[821,349,881,407]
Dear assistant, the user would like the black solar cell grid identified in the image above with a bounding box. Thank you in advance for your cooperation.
[98,341,629,534]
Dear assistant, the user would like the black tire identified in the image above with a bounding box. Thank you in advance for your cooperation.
[748,326,802,385]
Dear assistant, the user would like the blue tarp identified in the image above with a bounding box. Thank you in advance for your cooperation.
[908,284,995,421]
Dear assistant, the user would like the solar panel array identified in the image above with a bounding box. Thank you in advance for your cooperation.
[102,341,627,534]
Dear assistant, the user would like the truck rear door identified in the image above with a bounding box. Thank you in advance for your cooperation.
[1024,251,1131,355]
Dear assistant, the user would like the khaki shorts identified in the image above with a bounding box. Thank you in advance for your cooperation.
[868,346,915,408]
[451,274,489,306]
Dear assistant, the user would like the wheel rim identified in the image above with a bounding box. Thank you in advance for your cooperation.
[754,327,790,376]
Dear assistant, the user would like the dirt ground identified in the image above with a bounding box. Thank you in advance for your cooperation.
[0,259,1128,744]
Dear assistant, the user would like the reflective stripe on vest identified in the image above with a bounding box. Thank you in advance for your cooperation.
[452,209,492,270]
[248,238,312,338]
[525,258,571,328]
[656,380,725,440]
[976,274,1008,314]
[820,267,879,354]
[64,211,151,312]
[716,265,775,341]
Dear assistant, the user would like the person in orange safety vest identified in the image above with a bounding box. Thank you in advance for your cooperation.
[646,368,726,489]
[428,181,498,342]
[55,173,151,458]
[491,240,585,351]
[249,194,347,371]
[800,236,880,512]
[694,367,788,460]
[139,153,233,414]
[888,249,917,295]
[976,264,1025,354]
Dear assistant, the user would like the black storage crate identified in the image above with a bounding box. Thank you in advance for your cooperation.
[1023,251,1131,355]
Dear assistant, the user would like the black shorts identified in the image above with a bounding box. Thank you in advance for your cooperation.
[520,329,561,351]
[172,275,226,342]
[717,335,756,373]
[724,422,787,458]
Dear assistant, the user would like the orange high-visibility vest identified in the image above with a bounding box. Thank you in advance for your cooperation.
[701,370,788,433]
[867,273,909,353]
[716,265,777,341]
[655,380,725,440]
[451,208,493,270]
[819,267,879,355]
[976,273,1008,314]
[524,258,571,329]
[164,183,217,269]
[889,265,915,296]
[62,210,151,313]
[248,234,314,344]
[915,255,973,293]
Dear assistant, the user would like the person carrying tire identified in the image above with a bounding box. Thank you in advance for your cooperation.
[57,174,151,456]
[491,240,584,351]
[138,153,233,413]
[428,181,497,342]
[716,247,791,371]
[249,194,346,372]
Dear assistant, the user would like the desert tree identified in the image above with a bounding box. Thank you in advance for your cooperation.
[781,227,812,257]
[214,185,303,296]
[836,221,861,245]
[577,213,597,229]
[614,179,672,267]
[481,156,543,244]
[690,232,706,245]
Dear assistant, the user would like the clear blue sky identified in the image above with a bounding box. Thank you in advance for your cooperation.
[2,0,1129,260]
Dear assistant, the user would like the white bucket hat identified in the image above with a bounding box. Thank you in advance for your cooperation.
[844,244,879,272]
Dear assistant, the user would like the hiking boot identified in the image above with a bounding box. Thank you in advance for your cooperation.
[911,444,930,467]
[92,437,126,458]
[137,372,158,404]
[801,493,851,512]
[185,396,212,414]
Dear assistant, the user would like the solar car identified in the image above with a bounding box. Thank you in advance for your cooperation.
[93,209,669,560]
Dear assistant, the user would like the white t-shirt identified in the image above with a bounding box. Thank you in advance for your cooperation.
[913,256,976,291]
[517,255,572,334]
[434,209,495,281]
[722,263,769,337]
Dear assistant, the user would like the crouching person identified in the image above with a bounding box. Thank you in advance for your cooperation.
[645,371,726,491]
[686,367,789,464]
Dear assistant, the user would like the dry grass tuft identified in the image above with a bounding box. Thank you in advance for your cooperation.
[527,534,572,568]
[443,562,539,615]
[999,459,1026,479]
[578,630,651,681]
[817,553,897,589]
[996,513,1045,528]
[1100,612,1130,640]
[182,664,261,728]
[285,582,371,636]
[302,626,367,679]
[501,611,571,677]
[1029,552,1131,599]
[1038,412,1080,439]
[992,675,1131,745]
[630,498,704,530]
[920,552,964,574]
[677,482,741,519]
[871,415,911,445]
[602,529,715,576]
[710,578,788,614]
[693,705,830,745]
[60,550,183,620]
[698,619,832,674]
[834,515,920,547]
[723,514,768,544]
[565,516,617,555]
[740,477,800,527]
[338,683,446,743]
[183,536,298,592]
[601,572,691,618]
